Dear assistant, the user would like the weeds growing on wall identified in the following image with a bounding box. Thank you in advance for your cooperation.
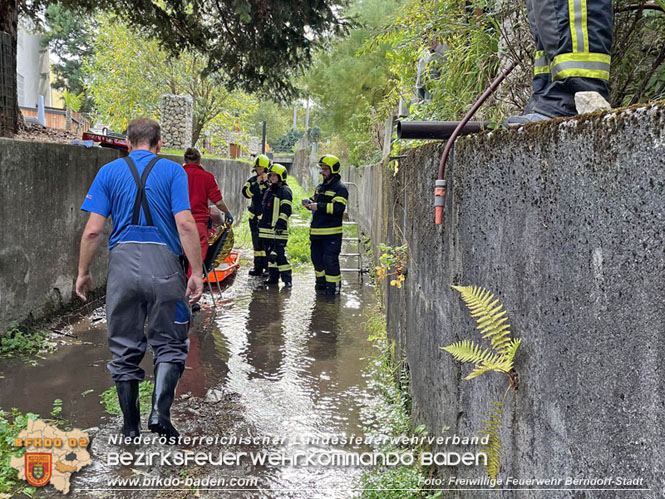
[375,243,407,289]
[359,303,441,498]
[441,285,521,481]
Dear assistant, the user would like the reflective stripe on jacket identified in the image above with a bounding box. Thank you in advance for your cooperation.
[310,175,348,239]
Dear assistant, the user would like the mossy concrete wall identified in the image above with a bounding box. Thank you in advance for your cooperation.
[0,139,247,332]
[343,104,665,497]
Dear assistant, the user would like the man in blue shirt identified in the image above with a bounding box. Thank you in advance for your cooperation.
[76,118,203,440]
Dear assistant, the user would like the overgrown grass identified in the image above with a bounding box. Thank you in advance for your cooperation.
[359,303,440,498]
[100,381,154,415]
[0,324,49,358]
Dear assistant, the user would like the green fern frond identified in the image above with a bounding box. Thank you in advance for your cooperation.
[441,340,499,366]
[452,285,514,356]
[479,401,504,480]
[441,340,516,380]
[503,338,522,365]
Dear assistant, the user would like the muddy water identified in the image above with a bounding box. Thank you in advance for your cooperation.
[0,256,378,497]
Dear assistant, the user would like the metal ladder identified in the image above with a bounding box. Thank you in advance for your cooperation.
[340,221,367,277]
[339,181,367,278]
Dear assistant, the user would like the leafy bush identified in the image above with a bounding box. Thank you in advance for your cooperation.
[273,129,304,153]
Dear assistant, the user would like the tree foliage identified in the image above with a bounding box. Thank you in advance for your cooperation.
[273,129,304,153]
[39,2,96,111]
[246,100,292,149]
[84,15,254,145]
[19,0,350,100]
[303,0,665,166]
[303,0,400,165]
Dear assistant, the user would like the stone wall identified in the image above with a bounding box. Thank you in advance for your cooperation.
[0,139,247,332]
[160,94,193,149]
[341,104,665,498]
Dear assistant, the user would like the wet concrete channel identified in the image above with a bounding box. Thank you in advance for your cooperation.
[0,251,380,497]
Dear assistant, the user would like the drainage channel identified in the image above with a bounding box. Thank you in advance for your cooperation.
[0,255,379,498]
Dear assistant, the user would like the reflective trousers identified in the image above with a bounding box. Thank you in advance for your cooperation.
[262,237,292,283]
[249,217,266,272]
[310,236,342,293]
[525,0,613,117]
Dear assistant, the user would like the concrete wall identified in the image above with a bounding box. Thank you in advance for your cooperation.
[342,104,665,497]
[0,139,247,332]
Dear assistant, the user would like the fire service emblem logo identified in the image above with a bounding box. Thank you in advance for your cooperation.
[25,453,52,487]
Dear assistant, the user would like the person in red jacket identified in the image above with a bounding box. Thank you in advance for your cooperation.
[182,148,233,277]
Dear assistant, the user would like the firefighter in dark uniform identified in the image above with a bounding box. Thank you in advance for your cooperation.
[242,155,271,276]
[302,155,348,295]
[258,164,293,287]
[509,0,613,123]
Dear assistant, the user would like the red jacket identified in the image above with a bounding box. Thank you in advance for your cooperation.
[183,163,223,223]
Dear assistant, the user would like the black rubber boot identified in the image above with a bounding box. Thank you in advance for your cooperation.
[315,277,327,291]
[248,268,263,276]
[115,380,140,438]
[264,268,279,285]
[148,362,183,439]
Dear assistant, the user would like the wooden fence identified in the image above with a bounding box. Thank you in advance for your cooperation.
[20,106,90,134]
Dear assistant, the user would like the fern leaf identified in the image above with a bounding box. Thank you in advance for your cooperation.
[479,401,504,480]
[502,338,522,366]
[452,285,513,355]
[442,340,516,379]
[441,340,497,366]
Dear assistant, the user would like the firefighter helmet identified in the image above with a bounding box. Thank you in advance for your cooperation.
[318,155,341,174]
[253,154,271,171]
[269,164,288,182]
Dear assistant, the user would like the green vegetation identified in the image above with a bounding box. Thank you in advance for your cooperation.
[441,285,521,480]
[375,243,408,288]
[40,3,97,112]
[359,304,440,498]
[100,381,154,416]
[84,14,258,145]
[0,408,39,496]
[0,324,48,358]
[301,0,665,166]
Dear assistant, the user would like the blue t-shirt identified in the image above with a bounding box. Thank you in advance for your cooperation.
[81,150,190,254]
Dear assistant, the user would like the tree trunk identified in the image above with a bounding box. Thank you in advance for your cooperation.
[191,117,203,146]
[65,107,72,132]
[0,0,21,137]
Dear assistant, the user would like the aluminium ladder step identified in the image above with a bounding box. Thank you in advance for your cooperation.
[341,268,369,273]
[340,253,360,257]
[343,221,357,225]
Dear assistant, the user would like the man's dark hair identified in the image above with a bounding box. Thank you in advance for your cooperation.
[127,118,161,148]
[184,147,201,163]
